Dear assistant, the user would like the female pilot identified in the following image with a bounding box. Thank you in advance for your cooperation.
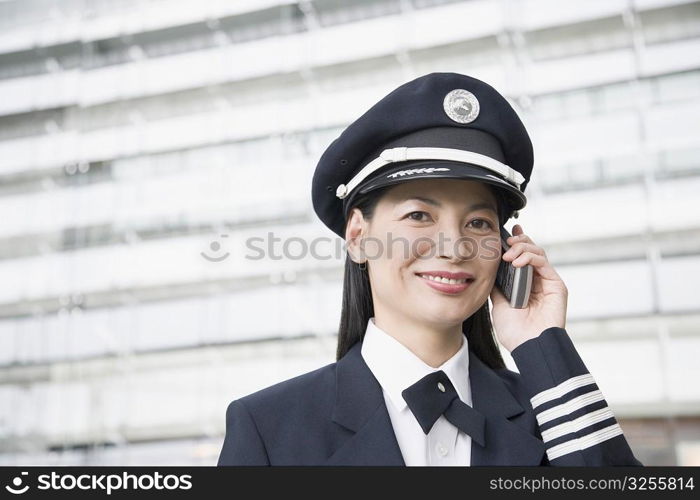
[217,72,643,466]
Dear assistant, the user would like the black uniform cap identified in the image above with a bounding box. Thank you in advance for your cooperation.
[311,72,534,239]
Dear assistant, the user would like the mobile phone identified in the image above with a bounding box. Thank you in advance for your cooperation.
[495,226,533,308]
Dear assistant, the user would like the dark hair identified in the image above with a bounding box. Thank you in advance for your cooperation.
[336,183,509,370]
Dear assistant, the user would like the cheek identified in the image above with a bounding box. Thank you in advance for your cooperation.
[362,237,383,261]
[477,255,501,282]
[371,246,417,288]
[387,226,430,257]
[366,246,404,283]
[402,230,441,265]
[413,237,433,258]
[477,236,502,267]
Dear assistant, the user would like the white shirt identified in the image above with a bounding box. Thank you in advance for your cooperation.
[360,316,473,466]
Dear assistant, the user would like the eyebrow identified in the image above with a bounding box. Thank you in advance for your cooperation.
[402,196,498,214]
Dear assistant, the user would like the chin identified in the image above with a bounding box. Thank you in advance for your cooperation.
[415,302,470,326]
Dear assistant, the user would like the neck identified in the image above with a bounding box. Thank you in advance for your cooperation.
[372,310,464,368]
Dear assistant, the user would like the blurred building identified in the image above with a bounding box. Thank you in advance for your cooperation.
[0,0,698,465]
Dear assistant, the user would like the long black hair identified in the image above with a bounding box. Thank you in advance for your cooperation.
[336,183,510,370]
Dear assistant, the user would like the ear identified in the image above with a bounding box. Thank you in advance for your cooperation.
[344,207,367,264]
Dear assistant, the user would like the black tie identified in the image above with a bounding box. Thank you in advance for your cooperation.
[401,370,486,447]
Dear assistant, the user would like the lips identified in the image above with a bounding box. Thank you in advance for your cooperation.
[416,271,475,295]
[415,271,475,284]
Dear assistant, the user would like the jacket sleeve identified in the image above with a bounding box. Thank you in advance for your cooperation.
[510,326,644,466]
[217,399,270,466]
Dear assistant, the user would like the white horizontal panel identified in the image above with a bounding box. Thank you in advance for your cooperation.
[643,98,700,148]
[0,13,81,55]
[641,37,700,78]
[42,382,92,439]
[0,23,38,56]
[524,184,648,243]
[657,256,700,312]
[0,386,20,439]
[80,0,268,43]
[407,0,503,48]
[87,437,223,466]
[0,71,79,117]
[0,331,12,365]
[0,132,78,176]
[534,109,640,162]
[308,15,401,68]
[532,161,700,227]
[576,339,666,404]
[649,177,700,233]
[528,48,637,95]
[519,0,627,30]
[634,0,700,9]
[558,260,655,318]
[666,337,700,400]
[32,15,82,50]
[534,102,700,166]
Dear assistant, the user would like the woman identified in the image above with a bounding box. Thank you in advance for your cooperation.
[217,72,643,466]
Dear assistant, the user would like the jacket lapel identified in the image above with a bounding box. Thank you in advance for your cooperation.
[468,349,546,465]
[325,342,405,465]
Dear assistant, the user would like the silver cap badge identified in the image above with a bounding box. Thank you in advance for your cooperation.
[443,89,480,124]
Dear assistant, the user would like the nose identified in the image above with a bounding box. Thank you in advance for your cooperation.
[435,217,467,262]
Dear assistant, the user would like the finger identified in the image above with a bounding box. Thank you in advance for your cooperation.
[512,252,547,268]
[508,226,534,245]
[512,252,562,281]
[503,242,546,261]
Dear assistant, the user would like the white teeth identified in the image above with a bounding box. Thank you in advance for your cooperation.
[419,274,470,284]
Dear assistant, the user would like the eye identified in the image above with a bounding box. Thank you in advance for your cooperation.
[405,211,431,222]
[467,218,494,231]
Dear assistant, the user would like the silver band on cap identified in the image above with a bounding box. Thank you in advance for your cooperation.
[335,146,525,199]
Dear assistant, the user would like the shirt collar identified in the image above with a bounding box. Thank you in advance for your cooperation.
[360,316,471,412]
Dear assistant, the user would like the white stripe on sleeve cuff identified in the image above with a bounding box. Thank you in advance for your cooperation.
[535,389,606,426]
[541,407,616,443]
[530,373,597,409]
[546,423,624,461]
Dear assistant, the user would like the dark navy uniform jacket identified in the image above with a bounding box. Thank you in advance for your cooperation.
[217,327,643,466]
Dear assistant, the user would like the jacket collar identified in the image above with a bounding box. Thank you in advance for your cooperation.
[326,338,545,466]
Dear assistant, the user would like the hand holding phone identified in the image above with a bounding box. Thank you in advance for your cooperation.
[494,225,533,308]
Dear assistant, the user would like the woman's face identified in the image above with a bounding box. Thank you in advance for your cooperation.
[351,178,502,330]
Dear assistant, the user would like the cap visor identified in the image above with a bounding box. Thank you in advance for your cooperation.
[355,160,527,208]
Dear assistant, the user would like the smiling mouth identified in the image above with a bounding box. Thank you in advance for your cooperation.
[416,273,475,285]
